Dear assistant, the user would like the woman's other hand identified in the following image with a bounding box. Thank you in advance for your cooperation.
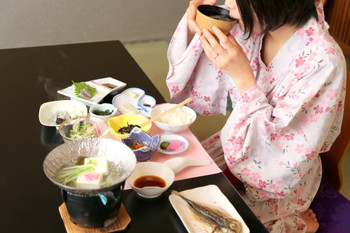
[187,0,217,35]
[200,26,256,95]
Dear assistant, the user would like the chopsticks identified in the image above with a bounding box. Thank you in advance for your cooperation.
[140,98,192,128]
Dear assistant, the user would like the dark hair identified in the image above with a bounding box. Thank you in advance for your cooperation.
[236,0,318,38]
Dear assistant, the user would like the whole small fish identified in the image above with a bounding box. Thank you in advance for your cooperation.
[171,190,242,233]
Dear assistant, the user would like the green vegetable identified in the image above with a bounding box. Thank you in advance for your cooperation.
[55,159,98,186]
[92,109,113,116]
[72,80,97,99]
[55,157,113,188]
[69,122,96,139]
[160,141,170,150]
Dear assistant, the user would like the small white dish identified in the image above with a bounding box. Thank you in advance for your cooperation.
[126,162,175,199]
[89,103,117,121]
[112,87,156,117]
[91,77,126,95]
[158,134,189,154]
[39,100,88,127]
[169,185,250,233]
[57,77,126,107]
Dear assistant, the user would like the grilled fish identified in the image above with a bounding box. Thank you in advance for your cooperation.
[171,190,242,233]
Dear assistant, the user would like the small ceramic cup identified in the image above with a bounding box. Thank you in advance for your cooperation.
[126,162,175,199]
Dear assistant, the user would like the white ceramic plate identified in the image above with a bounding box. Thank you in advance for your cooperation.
[169,185,250,233]
[57,77,126,106]
[91,77,126,95]
[112,87,155,118]
[158,134,189,154]
[38,100,88,127]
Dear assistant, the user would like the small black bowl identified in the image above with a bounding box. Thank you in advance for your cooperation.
[196,5,237,35]
[197,5,236,22]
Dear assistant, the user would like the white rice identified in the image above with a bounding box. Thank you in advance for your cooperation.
[158,109,194,125]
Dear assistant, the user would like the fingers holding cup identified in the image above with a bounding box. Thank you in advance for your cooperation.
[200,28,225,61]
[187,0,218,35]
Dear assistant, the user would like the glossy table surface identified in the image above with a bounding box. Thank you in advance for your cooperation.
[0,40,267,233]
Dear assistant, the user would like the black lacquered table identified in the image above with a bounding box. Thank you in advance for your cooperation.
[0,40,267,233]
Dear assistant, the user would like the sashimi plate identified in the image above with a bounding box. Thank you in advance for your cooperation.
[57,77,126,106]
[169,185,249,233]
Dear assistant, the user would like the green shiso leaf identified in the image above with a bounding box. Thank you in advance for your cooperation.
[72,80,97,99]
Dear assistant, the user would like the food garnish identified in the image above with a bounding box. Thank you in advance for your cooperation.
[160,141,171,150]
[129,141,147,150]
[55,156,111,188]
[92,109,113,116]
[171,190,242,233]
[69,121,98,139]
[160,140,184,151]
[118,123,140,134]
[72,81,97,99]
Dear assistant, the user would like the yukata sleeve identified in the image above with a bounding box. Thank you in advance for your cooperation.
[166,13,235,115]
[222,57,346,200]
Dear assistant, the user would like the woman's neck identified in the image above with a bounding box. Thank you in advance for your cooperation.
[261,25,299,66]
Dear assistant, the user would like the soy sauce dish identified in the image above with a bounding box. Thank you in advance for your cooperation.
[126,162,175,199]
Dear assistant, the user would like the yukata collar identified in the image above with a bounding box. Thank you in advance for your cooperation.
[256,16,321,97]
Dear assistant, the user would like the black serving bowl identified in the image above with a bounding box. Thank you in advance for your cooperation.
[43,138,136,227]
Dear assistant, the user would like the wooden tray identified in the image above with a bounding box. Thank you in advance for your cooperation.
[59,203,131,233]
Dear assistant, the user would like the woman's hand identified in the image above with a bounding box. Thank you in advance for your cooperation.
[187,0,217,35]
[200,26,256,95]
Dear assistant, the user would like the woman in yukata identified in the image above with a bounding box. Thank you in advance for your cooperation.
[166,0,346,232]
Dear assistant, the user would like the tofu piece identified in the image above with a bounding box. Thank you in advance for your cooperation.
[76,172,103,189]
[84,157,109,175]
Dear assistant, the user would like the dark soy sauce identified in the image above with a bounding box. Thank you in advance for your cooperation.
[102,83,118,89]
[134,175,166,188]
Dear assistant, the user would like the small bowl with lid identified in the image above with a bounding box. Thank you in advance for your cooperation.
[126,162,175,199]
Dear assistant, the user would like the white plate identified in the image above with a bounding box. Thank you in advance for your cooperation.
[112,87,156,118]
[91,77,126,95]
[169,185,250,233]
[38,100,88,127]
[57,77,126,106]
[158,134,189,154]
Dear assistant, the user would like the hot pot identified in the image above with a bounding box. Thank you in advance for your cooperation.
[43,138,136,227]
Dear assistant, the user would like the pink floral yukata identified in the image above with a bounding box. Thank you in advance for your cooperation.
[165,1,346,232]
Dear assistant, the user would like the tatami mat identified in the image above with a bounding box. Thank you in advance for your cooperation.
[123,40,350,200]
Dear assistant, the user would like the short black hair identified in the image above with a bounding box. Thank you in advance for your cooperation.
[236,0,318,38]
